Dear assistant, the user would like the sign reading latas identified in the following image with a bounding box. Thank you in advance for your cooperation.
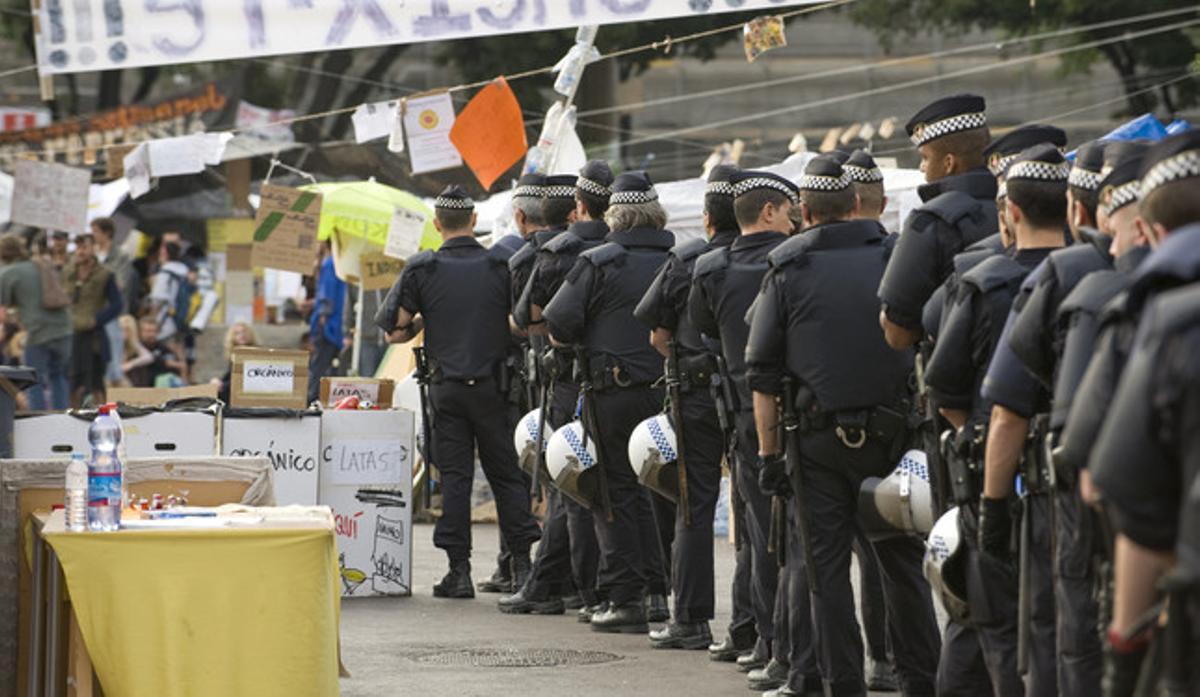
[231,347,309,409]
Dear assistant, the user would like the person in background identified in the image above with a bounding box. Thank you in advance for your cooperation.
[128,315,185,388]
[92,218,135,387]
[212,321,257,403]
[64,232,123,407]
[307,241,346,404]
[115,314,152,388]
[48,231,70,271]
[0,233,73,410]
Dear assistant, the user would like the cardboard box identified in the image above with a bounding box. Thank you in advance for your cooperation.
[319,378,395,408]
[319,409,415,597]
[14,411,218,459]
[221,411,321,505]
[108,384,218,407]
[231,347,309,409]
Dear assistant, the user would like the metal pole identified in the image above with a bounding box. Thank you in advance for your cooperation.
[44,548,63,697]
[351,284,363,378]
[26,536,44,697]
[544,27,597,175]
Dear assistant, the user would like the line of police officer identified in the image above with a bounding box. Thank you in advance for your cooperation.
[378,94,1200,697]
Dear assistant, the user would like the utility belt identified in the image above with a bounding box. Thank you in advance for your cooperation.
[675,352,719,392]
[428,360,498,387]
[499,348,528,406]
[1021,413,1053,495]
[540,347,576,384]
[580,355,653,393]
[942,423,986,505]
[794,395,908,460]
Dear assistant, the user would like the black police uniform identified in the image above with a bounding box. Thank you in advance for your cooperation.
[634,224,737,635]
[381,237,541,571]
[510,217,611,610]
[689,225,789,661]
[746,217,940,697]
[543,176,673,623]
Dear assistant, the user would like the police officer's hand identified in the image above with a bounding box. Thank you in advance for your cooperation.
[757,452,791,498]
[977,496,1012,558]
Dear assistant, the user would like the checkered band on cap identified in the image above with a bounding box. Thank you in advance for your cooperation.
[512,185,544,199]
[544,185,576,200]
[799,172,852,192]
[435,195,474,210]
[843,164,884,184]
[734,176,799,203]
[1103,181,1141,217]
[1006,159,1070,183]
[705,181,736,197]
[910,112,988,146]
[988,152,1019,177]
[577,177,611,198]
[995,180,1007,201]
[1140,150,1200,199]
[1068,166,1103,191]
[609,188,659,205]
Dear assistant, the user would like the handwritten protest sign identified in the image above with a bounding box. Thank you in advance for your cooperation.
[251,185,322,274]
[384,207,426,260]
[360,251,404,292]
[11,160,90,233]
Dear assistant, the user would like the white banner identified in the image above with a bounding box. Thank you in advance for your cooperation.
[34,0,819,76]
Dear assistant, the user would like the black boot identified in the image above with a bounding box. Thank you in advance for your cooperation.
[649,621,713,650]
[708,632,757,662]
[589,602,649,634]
[497,584,566,615]
[475,565,512,594]
[433,560,475,599]
[578,601,607,623]
[510,554,532,592]
[643,593,670,623]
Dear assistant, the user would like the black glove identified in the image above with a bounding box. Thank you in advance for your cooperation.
[758,452,791,497]
[978,495,1012,558]
[1101,632,1149,697]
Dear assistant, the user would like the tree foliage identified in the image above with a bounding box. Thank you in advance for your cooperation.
[849,0,1200,115]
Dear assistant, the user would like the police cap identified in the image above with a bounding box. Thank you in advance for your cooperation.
[844,149,884,184]
[544,174,578,201]
[1069,141,1106,191]
[577,160,614,199]
[609,171,659,205]
[984,125,1068,176]
[435,184,475,210]
[706,164,739,198]
[513,173,546,200]
[1139,130,1200,200]
[797,156,853,193]
[731,169,800,204]
[906,94,987,147]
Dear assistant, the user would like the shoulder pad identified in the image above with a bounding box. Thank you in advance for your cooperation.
[692,247,731,278]
[580,242,626,267]
[407,250,435,269]
[952,247,998,276]
[507,243,535,271]
[1142,284,1200,339]
[960,254,1025,294]
[670,237,709,263]
[543,232,583,255]
[768,235,814,268]
[486,245,510,265]
[1048,245,1110,290]
[918,190,981,226]
[1059,271,1128,317]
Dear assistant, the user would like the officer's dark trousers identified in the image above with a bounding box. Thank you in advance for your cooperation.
[1026,493,1058,697]
[937,619,996,696]
[785,498,822,693]
[1054,483,1102,696]
[727,480,759,646]
[853,532,889,663]
[734,410,779,650]
[961,505,1024,697]
[671,390,725,622]
[648,491,675,596]
[797,428,940,697]
[430,380,540,563]
[590,385,665,605]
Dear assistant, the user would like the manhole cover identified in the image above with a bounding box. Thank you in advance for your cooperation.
[416,648,622,668]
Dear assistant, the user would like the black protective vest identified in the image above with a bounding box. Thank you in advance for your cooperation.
[957,254,1028,423]
[1052,270,1131,429]
[508,228,562,305]
[770,220,909,412]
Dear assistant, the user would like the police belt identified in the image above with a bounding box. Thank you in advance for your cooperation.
[1021,413,1053,495]
[795,402,908,452]
[943,423,986,505]
[583,358,654,392]
[540,347,575,384]
[427,357,499,387]
[676,353,719,392]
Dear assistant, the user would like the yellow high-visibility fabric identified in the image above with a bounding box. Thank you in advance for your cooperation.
[44,523,340,697]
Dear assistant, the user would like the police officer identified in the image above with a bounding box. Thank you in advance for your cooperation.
[632,165,742,650]
[688,169,795,686]
[879,93,996,352]
[502,163,612,617]
[377,186,541,597]
[543,172,673,633]
[746,155,939,696]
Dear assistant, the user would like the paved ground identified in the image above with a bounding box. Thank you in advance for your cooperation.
[339,523,903,697]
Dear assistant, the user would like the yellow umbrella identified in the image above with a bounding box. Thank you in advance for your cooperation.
[300,179,441,251]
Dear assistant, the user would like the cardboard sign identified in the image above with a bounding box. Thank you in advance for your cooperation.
[108,384,218,407]
[359,251,404,292]
[11,159,90,233]
[222,412,321,505]
[320,378,395,408]
[384,207,426,260]
[231,347,309,409]
[402,92,462,175]
[251,185,322,274]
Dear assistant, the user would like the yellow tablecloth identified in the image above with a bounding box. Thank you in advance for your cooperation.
[43,512,340,697]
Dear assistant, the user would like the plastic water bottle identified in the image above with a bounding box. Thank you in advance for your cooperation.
[106,404,129,509]
[87,405,123,531]
[65,454,88,533]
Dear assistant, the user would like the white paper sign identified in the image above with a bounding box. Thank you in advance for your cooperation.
[11,160,91,232]
[384,208,426,260]
[147,136,206,177]
[0,171,13,225]
[388,106,406,154]
[324,437,407,486]
[123,144,152,199]
[352,101,399,144]
[403,93,462,175]
[242,360,297,395]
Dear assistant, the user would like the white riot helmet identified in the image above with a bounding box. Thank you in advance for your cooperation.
[513,408,546,476]
[627,414,680,503]
[545,421,602,511]
[923,507,970,623]
[857,449,936,541]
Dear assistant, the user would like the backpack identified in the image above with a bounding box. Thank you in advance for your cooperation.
[33,257,69,310]
[164,268,198,329]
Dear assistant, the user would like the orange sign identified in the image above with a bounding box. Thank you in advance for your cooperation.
[449,78,528,191]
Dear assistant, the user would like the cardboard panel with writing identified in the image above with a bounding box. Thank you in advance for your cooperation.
[221,411,321,505]
[319,409,415,597]
[230,347,309,409]
[251,185,322,274]
[359,251,404,291]
[11,160,90,233]
[320,378,395,408]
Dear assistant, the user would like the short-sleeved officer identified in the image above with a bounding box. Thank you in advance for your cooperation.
[687,169,794,674]
[632,165,740,650]
[500,163,611,617]
[878,94,998,350]
[746,156,938,696]
[543,172,674,633]
[376,186,540,598]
